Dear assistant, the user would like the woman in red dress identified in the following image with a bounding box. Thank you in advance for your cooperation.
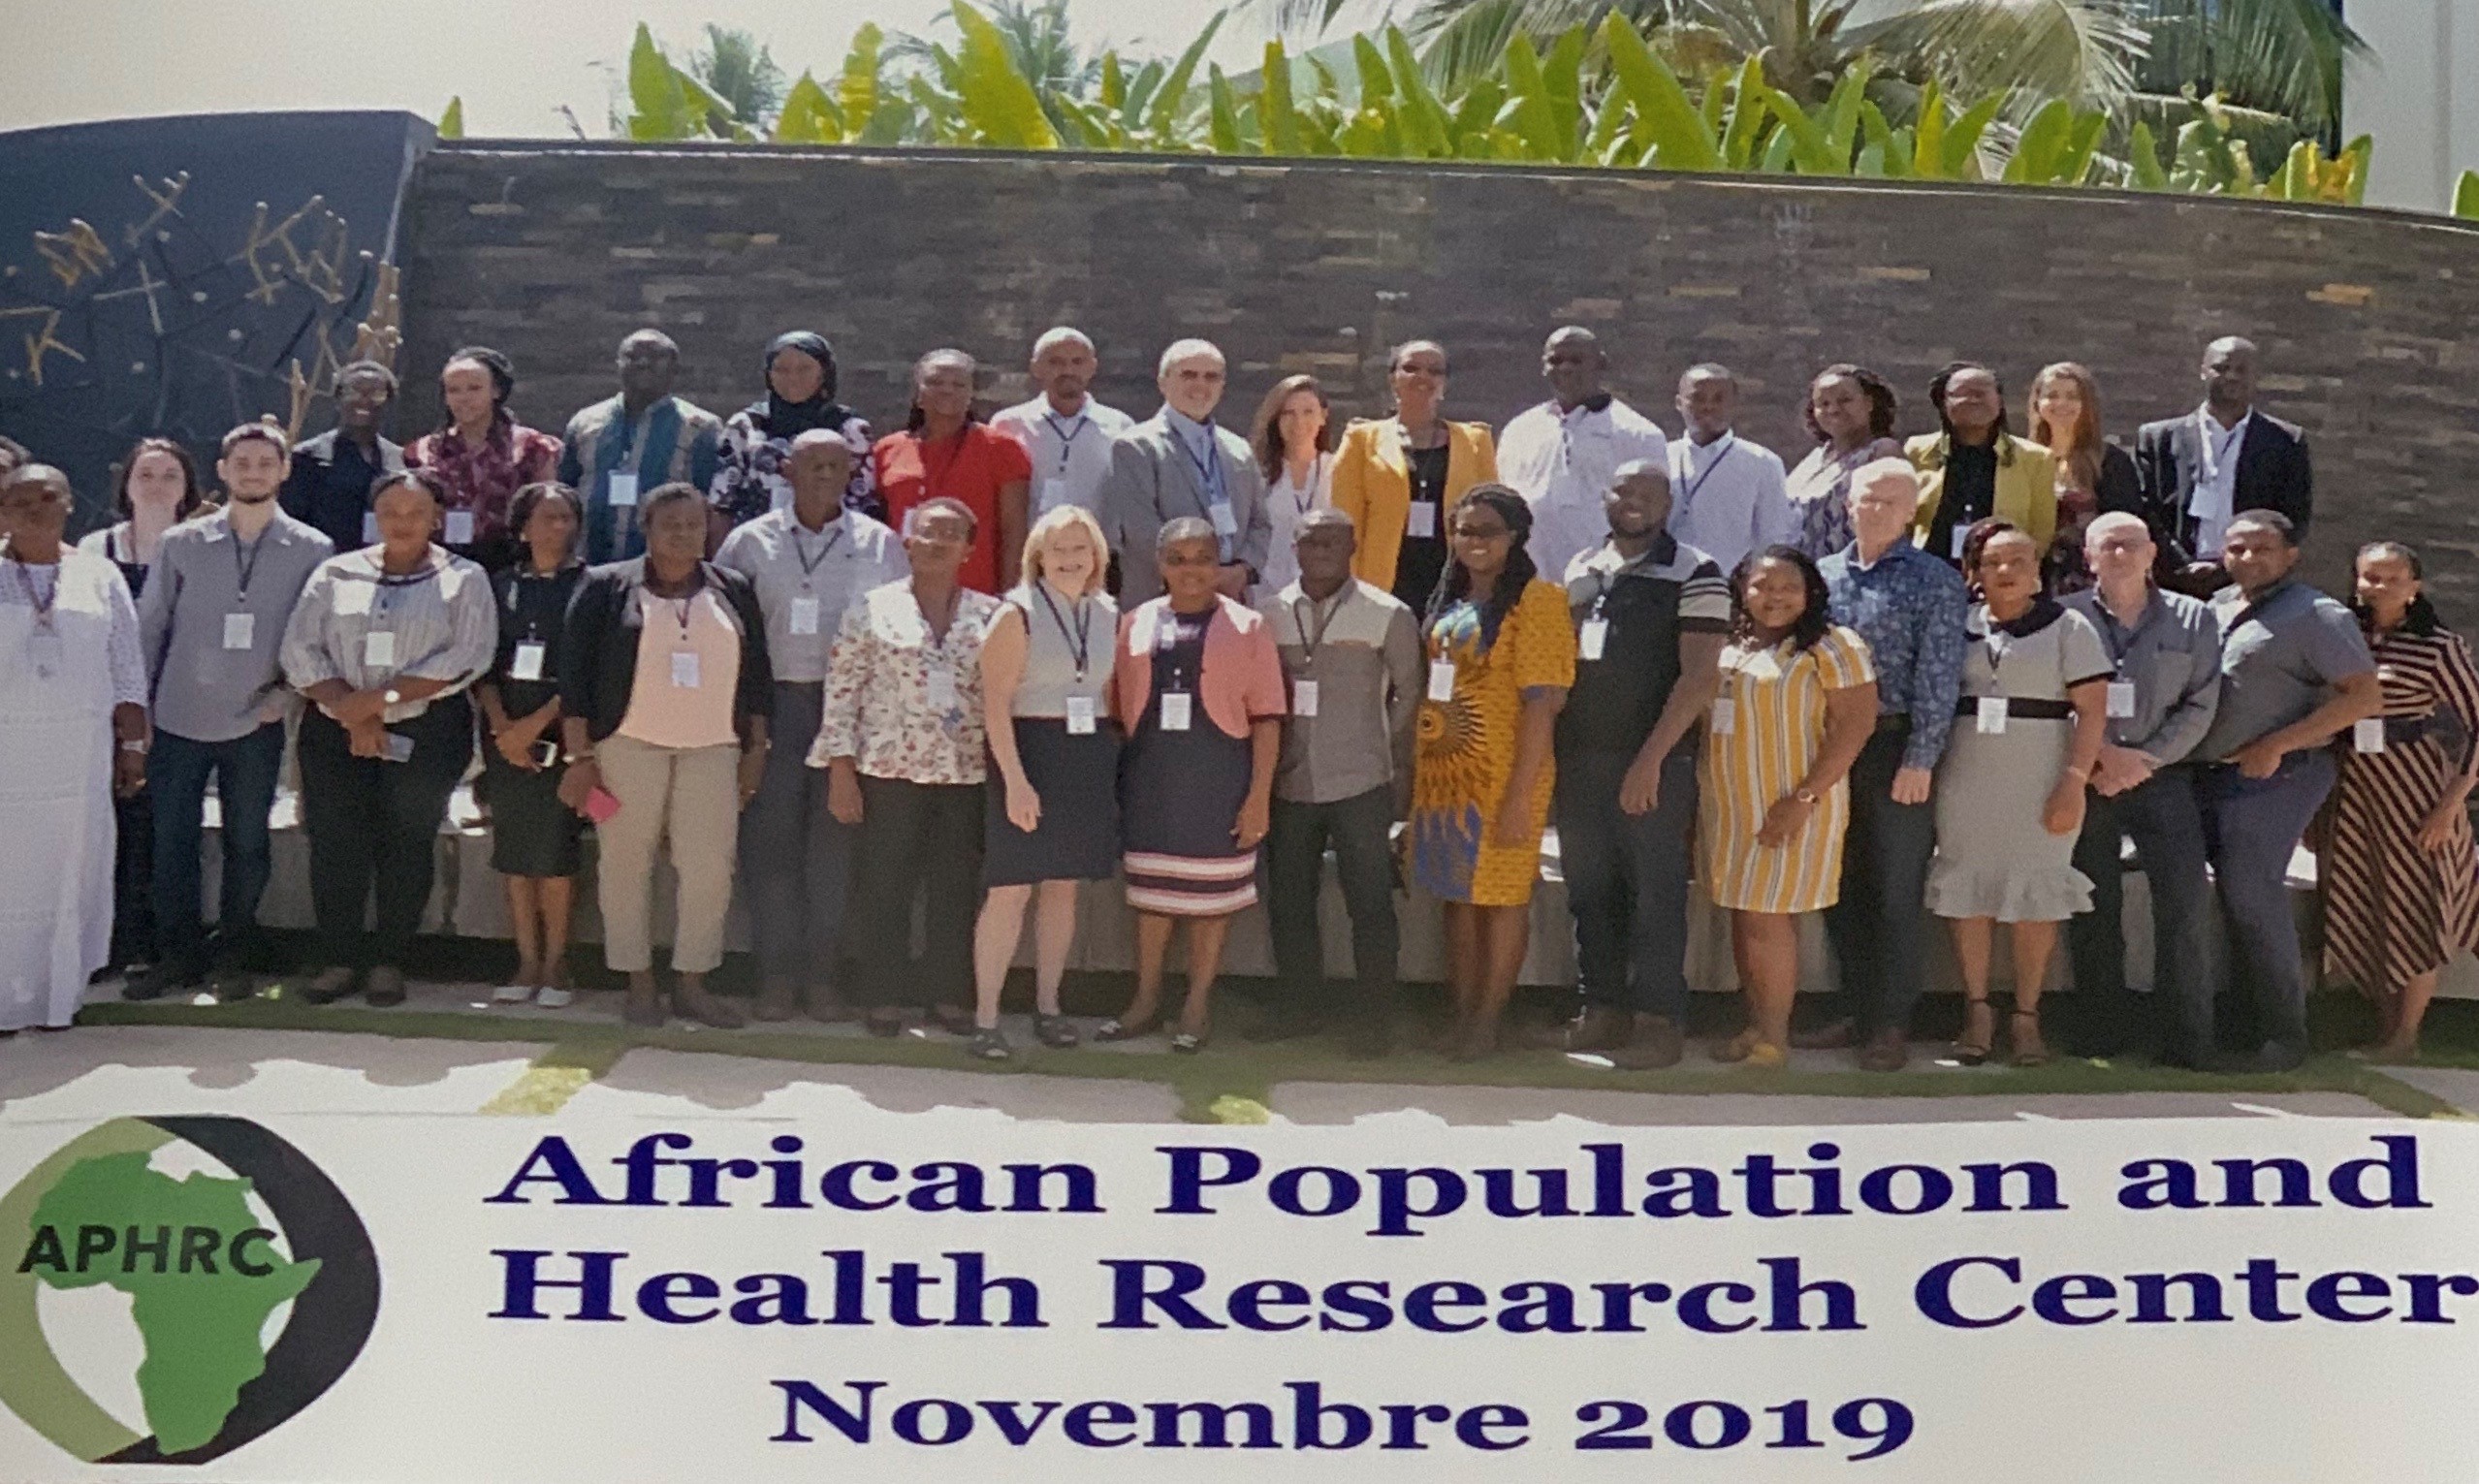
[872,348,1031,594]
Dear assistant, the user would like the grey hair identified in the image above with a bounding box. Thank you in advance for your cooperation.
[1159,515,1218,553]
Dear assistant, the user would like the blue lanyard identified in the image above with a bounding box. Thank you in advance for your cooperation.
[1041,411,1091,474]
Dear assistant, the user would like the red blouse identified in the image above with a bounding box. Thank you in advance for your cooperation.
[872,424,1032,594]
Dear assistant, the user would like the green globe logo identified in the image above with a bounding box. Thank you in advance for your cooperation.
[0,1116,378,1464]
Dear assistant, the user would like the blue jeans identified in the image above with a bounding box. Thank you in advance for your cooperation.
[150,722,286,973]
[2197,751,2335,1054]
[1554,748,1698,1020]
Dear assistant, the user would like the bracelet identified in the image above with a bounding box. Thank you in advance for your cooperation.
[117,740,148,755]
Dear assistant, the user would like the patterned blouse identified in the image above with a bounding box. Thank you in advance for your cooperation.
[810,581,1001,784]
[406,413,563,552]
[1783,438,1900,562]
[709,408,877,527]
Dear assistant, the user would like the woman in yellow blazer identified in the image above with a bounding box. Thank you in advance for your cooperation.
[1331,339,1500,608]
[1904,361,2056,564]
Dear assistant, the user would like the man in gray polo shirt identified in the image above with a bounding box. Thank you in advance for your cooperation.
[2062,513,2221,1065]
[2192,509,2379,1070]
[1257,508,1422,1056]
[128,422,334,1000]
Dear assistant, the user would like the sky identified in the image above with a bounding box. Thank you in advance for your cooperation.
[7,0,1300,140]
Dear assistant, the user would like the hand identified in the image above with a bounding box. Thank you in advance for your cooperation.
[2091,743,2151,799]
[1234,790,1271,850]
[1005,777,1043,835]
[1757,792,1815,849]
[1487,789,1533,851]
[113,748,145,799]
[737,742,768,805]
[1890,766,1933,806]
[495,723,541,771]
[827,760,866,826]
[557,757,599,815]
[334,687,388,726]
[2043,776,2087,837]
[345,716,389,759]
[2418,805,2465,855]
[1618,751,1665,816]
[2231,738,2286,780]
[1214,564,1251,600]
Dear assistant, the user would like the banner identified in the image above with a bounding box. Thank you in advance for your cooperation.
[4,1105,2475,1482]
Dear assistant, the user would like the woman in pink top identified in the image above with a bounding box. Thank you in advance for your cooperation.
[1101,518,1285,1053]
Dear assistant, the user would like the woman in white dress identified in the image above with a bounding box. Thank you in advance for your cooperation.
[1248,374,1337,596]
[0,464,149,1035]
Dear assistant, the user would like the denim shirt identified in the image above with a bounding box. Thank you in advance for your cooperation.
[1820,537,1967,771]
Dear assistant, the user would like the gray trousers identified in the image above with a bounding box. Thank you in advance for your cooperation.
[739,681,855,988]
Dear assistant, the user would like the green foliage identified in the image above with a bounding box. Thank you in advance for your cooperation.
[2457,172,2479,223]
[583,11,2415,213]
[437,97,464,140]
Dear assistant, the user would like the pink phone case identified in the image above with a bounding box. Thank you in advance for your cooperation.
[583,785,621,825]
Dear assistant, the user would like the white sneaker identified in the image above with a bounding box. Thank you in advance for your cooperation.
[533,986,575,1009]
[493,984,532,1004]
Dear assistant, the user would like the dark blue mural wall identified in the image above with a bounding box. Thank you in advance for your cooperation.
[0,111,432,529]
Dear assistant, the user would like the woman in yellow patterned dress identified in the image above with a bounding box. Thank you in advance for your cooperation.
[1700,546,1878,1067]
[1409,485,1576,1059]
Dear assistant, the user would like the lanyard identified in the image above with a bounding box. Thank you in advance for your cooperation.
[231,528,267,600]
[1041,410,1091,474]
[792,521,844,582]
[2201,413,2245,477]
[1175,424,1224,497]
[1677,434,1735,510]
[11,556,57,630]
[1291,587,1347,657]
[1286,458,1327,519]
[1033,583,1093,680]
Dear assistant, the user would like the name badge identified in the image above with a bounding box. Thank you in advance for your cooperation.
[1709,698,1735,736]
[670,650,701,689]
[1209,502,1239,538]
[222,613,255,650]
[383,733,415,764]
[2354,717,2387,755]
[334,582,373,617]
[1160,691,1193,732]
[1950,525,1970,560]
[1406,502,1439,540]
[360,512,379,546]
[1291,679,1320,717]
[1578,617,1608,662]
[1976,696,2009,735]
[1040,478,1069,513]
[510,641,546,681]
[926,664,958,711]
[1426,660,1456,703]
[363,630,397,669]
[789,596,821,636]
[1065,695,1096,736]
[607,472,639,508]
[445,510,476,547]
[2106,680,2137,719]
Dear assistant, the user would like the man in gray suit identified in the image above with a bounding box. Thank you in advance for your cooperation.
[1103,337,1271,604]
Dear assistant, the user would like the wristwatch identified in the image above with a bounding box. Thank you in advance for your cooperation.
[382,687,403,707]
[1794,787,1820,806]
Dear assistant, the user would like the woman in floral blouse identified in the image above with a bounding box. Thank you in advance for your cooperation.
[406,345,561,573]
[811,497,1001,1036]
[709,332,877,536]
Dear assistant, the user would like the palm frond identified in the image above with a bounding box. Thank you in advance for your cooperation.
[2134,0,2364,137]
[1846,0,2145,111]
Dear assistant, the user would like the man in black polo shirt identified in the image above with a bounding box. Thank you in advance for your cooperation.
[1550,458,1731,1067]
[280,360,404,552]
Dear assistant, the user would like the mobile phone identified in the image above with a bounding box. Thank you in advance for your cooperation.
[583,785,621,825]
[382,733,414,764]
[533,738,560,768]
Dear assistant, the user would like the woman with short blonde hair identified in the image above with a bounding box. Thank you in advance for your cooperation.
[969,503,1123,1059]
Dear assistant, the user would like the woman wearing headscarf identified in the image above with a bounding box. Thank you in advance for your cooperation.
[406,345,563,573]
[709,332,878,536]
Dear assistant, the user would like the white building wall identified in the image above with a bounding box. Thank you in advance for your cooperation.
[2344,0,2479,212]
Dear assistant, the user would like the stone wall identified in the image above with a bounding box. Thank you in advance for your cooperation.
[398,142,2479,620]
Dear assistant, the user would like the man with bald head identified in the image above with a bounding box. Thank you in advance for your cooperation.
[2059,512,2222,1062]
[1550,458,1728,1067]
[559,328,723,563]
[991,327,1135,518]
[1256,505,1423,1054]
[1810,458,1966,1069]
[1497,327,1669,583]
[2135,335,2312,597]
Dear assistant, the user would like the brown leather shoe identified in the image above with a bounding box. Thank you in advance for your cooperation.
[1857,1026,1910,1072]
[1606,1014,1685,1070]
[675,990,747,1030]
[754,979,799,1022]
[1545,1004,1627,1053]
[1790,1017,1858,1051]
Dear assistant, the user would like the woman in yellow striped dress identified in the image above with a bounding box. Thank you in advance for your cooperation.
[1700,546,1879,1066]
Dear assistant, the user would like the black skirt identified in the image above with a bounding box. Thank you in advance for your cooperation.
[483,749,585,878]
[984,717,1122,887]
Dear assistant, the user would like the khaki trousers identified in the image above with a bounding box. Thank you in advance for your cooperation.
[594,735,741,973]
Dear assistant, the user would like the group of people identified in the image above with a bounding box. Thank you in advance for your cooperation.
[2,319,2469,1077]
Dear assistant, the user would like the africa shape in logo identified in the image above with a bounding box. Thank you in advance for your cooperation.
[0,1116,379,1464]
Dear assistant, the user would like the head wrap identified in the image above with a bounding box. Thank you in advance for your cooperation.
[743,332,855,441]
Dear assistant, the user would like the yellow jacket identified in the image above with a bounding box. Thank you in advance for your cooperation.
[1905,432,2056,554]
[1331,417,1499,593]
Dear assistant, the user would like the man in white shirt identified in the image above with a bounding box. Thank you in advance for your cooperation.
[990,327,1135,520]
[1665,363,1791,572]
[1496,326,1668,582]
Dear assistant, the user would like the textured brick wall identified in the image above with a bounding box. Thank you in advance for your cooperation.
[399,142,2479,622]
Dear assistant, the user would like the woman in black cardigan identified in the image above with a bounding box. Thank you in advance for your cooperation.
[557,483,773,1026]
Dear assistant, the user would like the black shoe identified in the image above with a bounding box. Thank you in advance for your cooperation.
[301,966,360,1005]
[1032,1013,1080,1049]
[2209,1040,2307,1074]
[365,965,407,1007]
[207,964,260,1003]
[122,962,204,1002]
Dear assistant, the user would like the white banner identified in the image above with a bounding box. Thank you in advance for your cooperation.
[4,1106,2475,1482]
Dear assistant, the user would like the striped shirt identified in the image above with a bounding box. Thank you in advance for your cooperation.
[278,546,498,723]
[1700,625,1876,915]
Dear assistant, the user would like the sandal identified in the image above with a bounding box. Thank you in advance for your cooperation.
[1953,1000,1995,1066]
[1741,1041,1789,1070]
[1033,1012,1081,1049]
[968,1026,1013,1062]
[2010,1010,2050,1068]
[1170,1030,1207,1056]
[1095,1013,1160,1043]
[1713,1026,1763,1064]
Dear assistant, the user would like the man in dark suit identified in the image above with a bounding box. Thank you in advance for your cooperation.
[2134,336,2312,597]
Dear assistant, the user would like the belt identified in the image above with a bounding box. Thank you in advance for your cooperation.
[1954,697,2074,720]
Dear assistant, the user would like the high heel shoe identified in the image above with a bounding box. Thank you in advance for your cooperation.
[1095,1012,1161,1043]
[1952,1000,1995,1066]
[2009,1009,2049,1068]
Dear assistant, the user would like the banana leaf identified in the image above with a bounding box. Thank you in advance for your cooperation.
[1257,41,1306,155]
[1208,65,1246,154]
[438,97,465,140]
[840,24,885,140]
[1499,33,1564,160]
[1599,13,1720,171]
[2002,97,2074,183]
[625,23,699,141]
[773,73,842,143]
[1147,10,1227,137]
[1719,57,1767,171]
[1383,26,1453,157]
